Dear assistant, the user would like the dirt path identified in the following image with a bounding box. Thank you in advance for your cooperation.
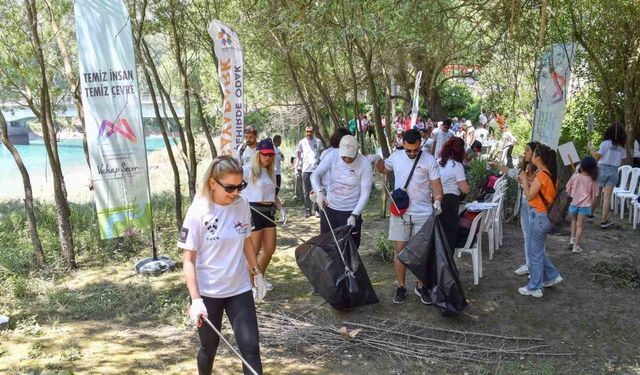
[2,208,640,374]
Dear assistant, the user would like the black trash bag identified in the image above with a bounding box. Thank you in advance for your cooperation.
[295,225,379,310]
[397,216,468,317]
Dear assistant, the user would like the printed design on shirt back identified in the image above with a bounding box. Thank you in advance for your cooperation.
[204,217,219,241]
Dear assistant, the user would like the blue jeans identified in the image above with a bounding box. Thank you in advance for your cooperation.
[526,207,561,291]
[519,195,530,267]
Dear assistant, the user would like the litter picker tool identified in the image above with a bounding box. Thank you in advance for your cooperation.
[320,208,358,293]
[198,315,260,375]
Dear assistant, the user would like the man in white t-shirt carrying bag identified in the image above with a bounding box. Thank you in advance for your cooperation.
[311,135,373,248]
[374,129,444,305]
[295,125,325,218]
[236,125,258,166]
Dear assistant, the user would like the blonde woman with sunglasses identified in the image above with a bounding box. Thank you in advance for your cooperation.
[180,155,265,375]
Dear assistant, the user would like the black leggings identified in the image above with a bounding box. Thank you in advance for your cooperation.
[440,194,461,254]
[197,291,262,375]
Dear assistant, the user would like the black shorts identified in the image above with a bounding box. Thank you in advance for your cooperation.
[250,202,276,231]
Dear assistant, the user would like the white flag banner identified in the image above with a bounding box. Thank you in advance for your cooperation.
[410,71,423,129]
[208,20,244,156]
[532,44,576,149]
[75,0,151,239]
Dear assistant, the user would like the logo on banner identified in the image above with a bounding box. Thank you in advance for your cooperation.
[99,118,138,143]
[217,28,235,47]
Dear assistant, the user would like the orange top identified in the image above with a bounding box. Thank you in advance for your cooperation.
[528,170,557,213]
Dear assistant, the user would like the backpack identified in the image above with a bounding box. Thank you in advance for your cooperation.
[537,171,572,226]
[477,174,498,202]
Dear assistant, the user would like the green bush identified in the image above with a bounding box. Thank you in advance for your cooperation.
[375,234,394,262]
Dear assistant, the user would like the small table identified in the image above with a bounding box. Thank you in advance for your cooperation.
[465,202,498,212]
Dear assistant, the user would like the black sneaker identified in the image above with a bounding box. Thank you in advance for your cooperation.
[305,210,311,218]
[586,215,595,223]
[392,286,407,304]
[414,284,432,305]
[600,219,614,229]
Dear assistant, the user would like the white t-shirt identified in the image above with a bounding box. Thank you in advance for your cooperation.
[438,159,467,196]
[311,151,373,215]
[237,144,256,166]
[242,166,276,203]
[177,197,253,298]
[318,148,338,191]
[476,127,489,144]
[274,146,284,175]
[466,126,475,145]
[502,130,516,147]
[433,128,455,158]
[296,137,324,173]
[634,139,640,158]
[384,150,440,216]
[422,138,434,154]
[598,140,627,166]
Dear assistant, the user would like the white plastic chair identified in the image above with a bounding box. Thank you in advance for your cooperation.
[492,178,508,249]
[455,210,487,285]
[612,165,634,212]
[481,188,504,259]
[620,172,640,221]
[632,199,640,229]
[615,168,640,218]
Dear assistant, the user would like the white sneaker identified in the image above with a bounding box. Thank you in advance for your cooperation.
[543,275,563,288]
[518,286,543,298]
[568,237,576,248]
[514,264,529,275]
[572,245,583,253]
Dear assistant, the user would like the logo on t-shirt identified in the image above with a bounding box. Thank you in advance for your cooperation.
[205,218,219,241]
[178,227,189,243]
[234,221,250,235]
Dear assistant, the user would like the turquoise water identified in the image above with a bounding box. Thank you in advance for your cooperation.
[0,137,169,179]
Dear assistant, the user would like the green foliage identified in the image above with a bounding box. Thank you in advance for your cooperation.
[466,159,493,202]
[439,83,476,119]
[560,86,609,158]
[375,234,394,262]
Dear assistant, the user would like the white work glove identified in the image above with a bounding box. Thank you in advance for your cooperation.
[316,191,327,208]
[433,200,442,216]
[347,214,357,227]
[188,298,207,324]
[253,274,267,302]
[367,154,382,165]
[280,208,288,225]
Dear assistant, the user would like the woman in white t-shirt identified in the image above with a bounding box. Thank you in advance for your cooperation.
[437,137,470,251]
[591,124,627,228]
[311,135,373,248]
[179,156,266,375]
[243,139,287,292]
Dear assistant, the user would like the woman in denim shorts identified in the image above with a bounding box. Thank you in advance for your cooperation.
[591,124,627,228]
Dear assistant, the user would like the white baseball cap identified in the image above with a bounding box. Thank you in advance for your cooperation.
[339,135,359,158]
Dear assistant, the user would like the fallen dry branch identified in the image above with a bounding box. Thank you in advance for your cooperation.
[256,309,574,366]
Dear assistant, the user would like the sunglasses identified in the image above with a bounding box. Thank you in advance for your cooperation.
[260,153,275,158]
[214,178,247,193]
[404,147,421,155]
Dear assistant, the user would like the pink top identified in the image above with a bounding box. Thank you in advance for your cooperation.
[566,173,599,207]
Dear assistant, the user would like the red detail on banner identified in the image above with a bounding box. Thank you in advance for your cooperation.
[99,118,138,143]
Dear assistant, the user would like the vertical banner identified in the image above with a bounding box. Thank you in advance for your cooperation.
[75,0,151,239]
[208,20,244,156]
[532,44,576,149]
[409,71,423,129]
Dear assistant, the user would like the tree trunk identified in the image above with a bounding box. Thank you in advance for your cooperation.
[0,112,45,267]
[345,42,365,153]
[354,39,390,158]
[169,7,197,199]
[194,92,218,159]
[425,87,446,120]
[26,0,75,268]
[281,34,319,132]
[137,36,183,229]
